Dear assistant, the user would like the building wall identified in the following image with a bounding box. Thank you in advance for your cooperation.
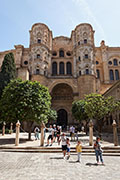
[0,22,120,126]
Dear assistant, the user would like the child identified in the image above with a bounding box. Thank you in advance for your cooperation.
[66,138,70,160]
[94,137,104,164]
[76,140,82,162]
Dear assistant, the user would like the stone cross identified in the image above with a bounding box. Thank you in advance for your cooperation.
[2,122,6,136]
[15,120,21,146]
[112,120,118,146]
[89,119,93,146]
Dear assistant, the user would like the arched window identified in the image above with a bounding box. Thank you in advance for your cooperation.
[52,62,57,75]
[59,62,64,75]
[85,54,88,59]
[96,69,100,79]
[66,62,72,75]
[59,50,64,57]
[37,54,40,59]
[38,39,41,43]
[115,69,119,80]
[36,68,40,74]
[113,59,118,66]
[84,39,87,44]
[109,69,114,80]
[86,69,89,74]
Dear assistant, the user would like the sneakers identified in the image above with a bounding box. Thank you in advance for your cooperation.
[76,160,81,163]
[46,144,49,147]
[50,144,52,146]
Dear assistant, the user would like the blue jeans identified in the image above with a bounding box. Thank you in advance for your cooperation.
[95,150,103,163]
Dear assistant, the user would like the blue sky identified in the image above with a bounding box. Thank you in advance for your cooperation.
[0,0,120,51]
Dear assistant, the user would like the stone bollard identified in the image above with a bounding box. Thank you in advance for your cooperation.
[89,119,93,146]
[10,123,13,134]
[15,120,20,146]
[112,120,118,146]
[2,122,6,136]
[40,122,45,146]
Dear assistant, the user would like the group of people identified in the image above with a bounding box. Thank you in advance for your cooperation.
[34,124,104,164]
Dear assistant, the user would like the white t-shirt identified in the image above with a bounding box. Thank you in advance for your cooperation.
[48,128,54,135]
[61,136,67,146]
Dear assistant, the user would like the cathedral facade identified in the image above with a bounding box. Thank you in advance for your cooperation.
[0,23,120,127]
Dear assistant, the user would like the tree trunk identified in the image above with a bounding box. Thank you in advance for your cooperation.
[27,121,33,140]
[28,130,31,140]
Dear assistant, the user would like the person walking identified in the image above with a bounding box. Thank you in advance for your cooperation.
[76,140,82,162]
[94,137,104,165]
[34,126,40,140]
[60,133,67,159]
[46,125,54,146]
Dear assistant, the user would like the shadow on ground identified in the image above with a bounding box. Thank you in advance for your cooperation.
[0,138,32,145]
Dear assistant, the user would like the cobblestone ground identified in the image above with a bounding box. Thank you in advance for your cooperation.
[0,152,120,180]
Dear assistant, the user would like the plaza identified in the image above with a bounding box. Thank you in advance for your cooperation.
[0,152,120,180]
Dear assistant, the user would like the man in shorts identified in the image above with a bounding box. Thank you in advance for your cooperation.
[60,133,67,159]
[46,125,54,146]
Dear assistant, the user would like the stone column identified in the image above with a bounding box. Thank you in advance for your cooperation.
[10,123,13,134]
[40,122,45,146]
[112,120,118,146]
[15,120,20,146]
[89,119,93,146]
[2,122,6,136]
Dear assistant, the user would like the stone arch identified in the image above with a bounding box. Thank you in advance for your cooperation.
[51,83,74,125]
[49,81,76,93]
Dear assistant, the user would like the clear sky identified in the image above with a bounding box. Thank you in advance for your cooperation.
[0,0,120,51]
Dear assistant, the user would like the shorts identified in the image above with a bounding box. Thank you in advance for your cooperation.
[67,148,70,152]
[48,135,53,140]
[62,145,67,151]
[54,133,57,137]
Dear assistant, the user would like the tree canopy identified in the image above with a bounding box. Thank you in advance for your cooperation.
[72,99,88,122]
[72,93,120,132]
[0,79,52,138]
[0,52,16,97]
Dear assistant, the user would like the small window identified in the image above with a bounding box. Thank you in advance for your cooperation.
[84,39,87,44]
[109,69,114,80]
[78,41,80,45]
[113,59,118,66]
[96,69,100,79]
[79,71,81,76]
[66,51,71,56]
[24,61,28,65]
[108,61,112,65]
[38,39,41,43]
[36,69,40,74]
[86,69,89,74]
[85,54,88,59]
[59,50,64,57]
[96,61,99,65]
[115,69,119,80]
[52,51,57,56]
[37,54,40,59]
[78,56,81,61]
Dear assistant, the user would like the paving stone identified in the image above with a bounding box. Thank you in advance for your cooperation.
[0,152,120,180]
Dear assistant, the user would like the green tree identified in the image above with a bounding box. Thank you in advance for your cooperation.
[0,79,51,139]
[0,52,16,97]
[84,93,120,132]
[72,100,88,134]
[48,109,57,123]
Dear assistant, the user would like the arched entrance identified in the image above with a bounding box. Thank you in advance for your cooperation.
[57,109,68,128]
[51,83,73,125]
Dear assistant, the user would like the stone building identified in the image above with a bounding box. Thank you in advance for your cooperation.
[0,23,120,128]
